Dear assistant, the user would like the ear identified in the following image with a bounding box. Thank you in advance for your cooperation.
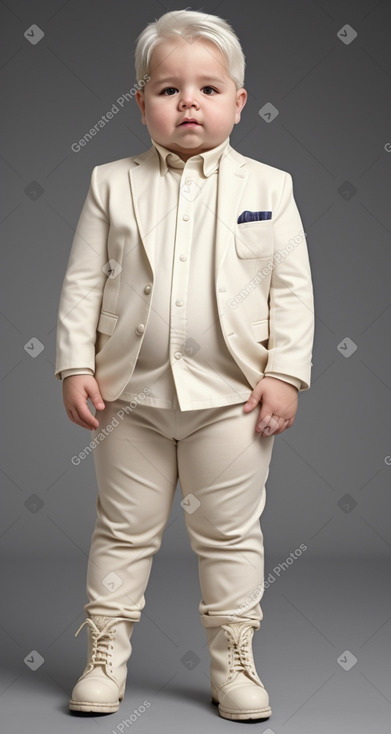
[234,88,247,124]
[135,90,146,125]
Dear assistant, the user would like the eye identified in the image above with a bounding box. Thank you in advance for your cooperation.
[161,87,178,95]
[202,86,217,95]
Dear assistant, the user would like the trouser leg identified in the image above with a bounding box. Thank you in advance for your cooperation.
[84,399,178,621]
[176,401,274,629]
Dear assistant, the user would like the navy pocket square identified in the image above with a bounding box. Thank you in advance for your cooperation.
[237,210,272,224]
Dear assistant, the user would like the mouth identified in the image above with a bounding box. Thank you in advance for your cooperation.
[178,119,201,126]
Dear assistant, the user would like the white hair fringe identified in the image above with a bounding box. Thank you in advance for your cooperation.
[134,8,246,90]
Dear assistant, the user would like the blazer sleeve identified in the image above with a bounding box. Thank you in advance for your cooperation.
[54,166,109,380]
[264,172,314,390]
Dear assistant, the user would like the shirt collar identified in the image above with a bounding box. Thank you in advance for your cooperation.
[150,136,230,177]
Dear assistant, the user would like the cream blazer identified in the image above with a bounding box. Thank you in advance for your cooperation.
[55,143,314,402]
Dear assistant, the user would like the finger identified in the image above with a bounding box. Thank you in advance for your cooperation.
[76,407,100,430]
[67,404,99,430]
[270,415,295,436]
[258,414,286,437]
[67,410,96,431]
[75,399,100,426]
[67,407,91,430]
[273,418,290,435]
[265,415,283,436]
[256,413,279,436]
[255,413,271,433]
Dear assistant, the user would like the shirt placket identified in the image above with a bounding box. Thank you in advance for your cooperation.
[170,162,199,395]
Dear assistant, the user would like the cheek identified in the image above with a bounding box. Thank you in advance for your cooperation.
[149,105,168,126]
[212,111,229,130]
[211,103,229,122]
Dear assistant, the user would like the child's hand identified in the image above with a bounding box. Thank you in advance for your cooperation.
[62,375,105,430]
[243,376,298,437]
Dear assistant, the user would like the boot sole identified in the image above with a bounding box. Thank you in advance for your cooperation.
[212,697,272,720]
[69,697,122,713]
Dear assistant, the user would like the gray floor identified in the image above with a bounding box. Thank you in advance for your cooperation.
[1,555,390,733]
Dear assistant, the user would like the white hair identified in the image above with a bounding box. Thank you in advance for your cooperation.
[134,8,246,90]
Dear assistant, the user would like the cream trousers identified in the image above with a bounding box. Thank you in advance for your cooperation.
[84,397,274,629]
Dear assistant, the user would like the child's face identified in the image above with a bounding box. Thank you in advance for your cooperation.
[135,36,247,161]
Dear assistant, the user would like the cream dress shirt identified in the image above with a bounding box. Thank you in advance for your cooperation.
[61,136,301,409]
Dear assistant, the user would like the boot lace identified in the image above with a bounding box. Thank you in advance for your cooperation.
[75,618,118,669]
[221,623,258,680]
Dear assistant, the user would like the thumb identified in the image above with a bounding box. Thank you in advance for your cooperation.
[257,396,273,423]
[87,384,105,410]
[243,383,263,412]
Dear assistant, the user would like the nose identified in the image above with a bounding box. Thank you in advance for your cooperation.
[178,89,199,109]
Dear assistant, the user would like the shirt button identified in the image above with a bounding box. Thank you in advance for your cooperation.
[179,254,187,261]
[136,324,145,335]
[175,299,183,306]
[144,284,152,294]
[174,351,182,359]
[183,214,190,221]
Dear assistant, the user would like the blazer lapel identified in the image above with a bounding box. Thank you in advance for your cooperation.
[214,145,248,274]
[128,146,161,272]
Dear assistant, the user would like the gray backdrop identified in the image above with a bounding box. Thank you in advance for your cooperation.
[1,1,390,732]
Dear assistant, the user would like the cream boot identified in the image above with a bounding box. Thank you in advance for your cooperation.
[69,615,135,713]
[206,620,272,721]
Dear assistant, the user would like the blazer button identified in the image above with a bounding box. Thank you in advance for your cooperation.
[144,284,152,294]
[136,324,145,335]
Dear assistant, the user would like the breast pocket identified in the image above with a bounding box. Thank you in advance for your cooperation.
[235,220,274,260]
